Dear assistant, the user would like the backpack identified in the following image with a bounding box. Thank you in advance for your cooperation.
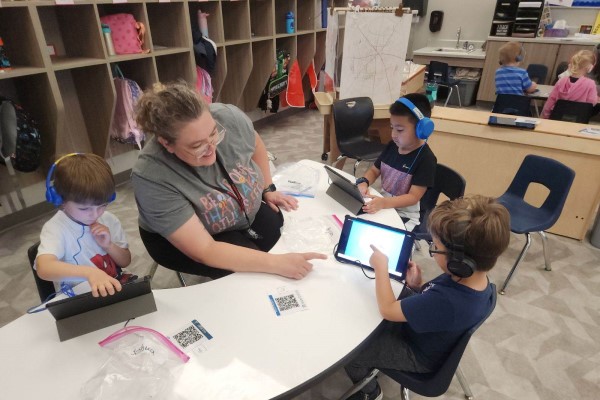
[0,98,42,173]
[100,14,148,55]
[196,66,213,104]
[192,29,217,74]
[110,67,144,149]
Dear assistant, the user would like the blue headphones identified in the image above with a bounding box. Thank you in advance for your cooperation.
[45,153,116,207]
[396,97,435,140]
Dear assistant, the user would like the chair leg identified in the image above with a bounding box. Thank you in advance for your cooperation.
[444,86,453,107]
[538,231,552,271]
[177,272,187,287]
[455,366,474,400]
[149,261,159,279]
[354,160,361,177]
[338,369,379,400]
[500,232,531,295]
[455,84,462,107]
[400,385,410,400]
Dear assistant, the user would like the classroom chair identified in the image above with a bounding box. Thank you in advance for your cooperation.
[340,284,497,400]
[149,261,187,287]
[492,94,532,117]
[553,61,569,85]
[27,242,56,303]
[427,61,461,107]
[526,63,548,84]
[332,96,386,176]
[497,155,575,295]
[413,164,466,245]
[549,99,593,124]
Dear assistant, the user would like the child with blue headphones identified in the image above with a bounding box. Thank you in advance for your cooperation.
[35,153,136,299]
[356,93,437,231]
[495,41,538,95]
[343,195,511,400]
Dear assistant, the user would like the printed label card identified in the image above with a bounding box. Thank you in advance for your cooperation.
[268,287,308,317]
[169,319,213,355]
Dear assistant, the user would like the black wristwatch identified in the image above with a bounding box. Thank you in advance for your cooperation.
[262,183,277,195]
[355,177,369,186]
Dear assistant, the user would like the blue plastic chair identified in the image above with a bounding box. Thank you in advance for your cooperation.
[340,285,497,400]
[492,94,532,117]
[526,63,548,84]
[497,155,575,295]
[27,242,56,302]
[427,61,461,107]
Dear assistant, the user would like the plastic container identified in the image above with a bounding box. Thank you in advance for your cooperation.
[543,28,569,38]
[101,24,116,56]
[425,82,438,102]
[447,79,480,107]
[286,12,295,34]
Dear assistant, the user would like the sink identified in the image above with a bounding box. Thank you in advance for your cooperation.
[434,48,471,53]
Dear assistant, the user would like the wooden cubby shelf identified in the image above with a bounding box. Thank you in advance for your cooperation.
[0,0,331,227]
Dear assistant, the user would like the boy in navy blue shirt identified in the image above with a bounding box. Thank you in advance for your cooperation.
[343,195,510,400]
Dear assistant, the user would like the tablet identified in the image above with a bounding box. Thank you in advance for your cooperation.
[324,165,366,215]
[46,275,152,320]
[324,165,365,204]
[488,115,535,129]
[335,216,414,281]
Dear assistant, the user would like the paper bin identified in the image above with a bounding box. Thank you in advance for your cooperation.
[447,79,480,107]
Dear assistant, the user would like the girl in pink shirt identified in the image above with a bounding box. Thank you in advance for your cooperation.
[542,50,598,119]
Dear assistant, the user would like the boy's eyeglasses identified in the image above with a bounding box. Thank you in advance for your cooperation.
[181,121,226,159]
[429,242,448,258]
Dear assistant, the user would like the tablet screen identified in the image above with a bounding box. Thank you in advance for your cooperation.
[335,216,414,280]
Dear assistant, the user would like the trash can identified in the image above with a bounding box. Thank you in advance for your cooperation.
[591,210,600,249]
[447,79,480,107]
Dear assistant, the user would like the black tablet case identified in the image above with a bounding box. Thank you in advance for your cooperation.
[324,165,365,215]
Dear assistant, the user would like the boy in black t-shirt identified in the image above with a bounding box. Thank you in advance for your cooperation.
[356,93,437,231]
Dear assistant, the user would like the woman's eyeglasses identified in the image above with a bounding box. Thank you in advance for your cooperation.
[429,242,448,258]
[181,121,226,159]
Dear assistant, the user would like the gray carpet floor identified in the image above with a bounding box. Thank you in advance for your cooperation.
[1,108,599,399]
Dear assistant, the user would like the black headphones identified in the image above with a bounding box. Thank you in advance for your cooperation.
[442,222,477,278]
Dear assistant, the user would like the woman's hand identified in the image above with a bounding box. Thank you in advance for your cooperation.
[362,195,387,214]
[275,252,327,279]
[84,268,122,297]
[406,260,422,290]
[263,191,299,212]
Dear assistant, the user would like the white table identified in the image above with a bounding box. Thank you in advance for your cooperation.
[0,160,404,400]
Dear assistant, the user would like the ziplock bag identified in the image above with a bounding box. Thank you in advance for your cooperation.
[81,326,189,400]
[272,162,320,198]
[281,215,340,253]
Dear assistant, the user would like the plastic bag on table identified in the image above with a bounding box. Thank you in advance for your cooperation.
[272,162,320,198]
[281,215,341,254]
[81,326,189,400]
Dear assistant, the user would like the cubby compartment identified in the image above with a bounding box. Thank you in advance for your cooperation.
[250,0,274,40]
[220,43,252,105]
[212,48,227,102]
[188,1,224,45]
[96,3,151,59]
[146,2,189,54]
[296,33,315,75]
[155,52,195,85]
[297,0,316,32]
[0,6,46,77]
[221,0,251,43]
[276,36,297,66]
[241,39,275,111]
[274,0,295,35]
[315,30,326,72]
[55,64,114,156]
[110,58,157,92]
[37,4,105,70]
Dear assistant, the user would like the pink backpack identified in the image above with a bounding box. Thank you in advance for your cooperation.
[110,67,144,149]
[100,14,147,55]
[196,66,213,104]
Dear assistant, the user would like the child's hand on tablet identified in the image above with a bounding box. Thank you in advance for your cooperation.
[369,244,389,272]
[406,260,422,290]
[362,195,385,213]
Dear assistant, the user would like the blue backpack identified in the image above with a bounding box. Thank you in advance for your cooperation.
[0,98,42,173]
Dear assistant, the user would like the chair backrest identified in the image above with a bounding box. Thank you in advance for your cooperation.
[526,63,548,84]
[382,284,497,397]
[549,99,593,124]
[418,164,466,227]
[503,154,575,225]
[332,97,374,149]
[492,94,532,117]
[554,61,569,84]
[428,61,450,83]
[27,241,56,302]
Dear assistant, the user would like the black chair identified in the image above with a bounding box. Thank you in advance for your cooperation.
[497,155,575,295]
[413,164,466,243]
[428,61,461,107]
[553,61,569,84]
[27,242,57,303]
[492,93,532,117]
[549,99,593,124]
[332,97,386,176]
[526,63,548,84]
[340,284,497,400]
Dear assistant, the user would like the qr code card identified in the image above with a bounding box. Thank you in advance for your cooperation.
[268,288,307,316]
[169,319,213,355]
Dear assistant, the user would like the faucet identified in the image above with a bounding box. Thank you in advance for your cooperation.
[456,26,462,49]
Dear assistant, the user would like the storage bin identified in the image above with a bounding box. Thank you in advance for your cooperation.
[447,79,480,107]
[544,28,569,37]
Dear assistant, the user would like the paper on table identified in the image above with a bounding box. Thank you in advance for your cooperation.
[579,127,600,135]
[515,117,540,125]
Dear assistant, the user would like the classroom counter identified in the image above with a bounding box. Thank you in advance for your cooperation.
[427,107,600,241]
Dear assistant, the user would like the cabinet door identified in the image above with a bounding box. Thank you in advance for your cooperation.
[520,42,559,79]
[477,41,503,102]
[551,44,595,84]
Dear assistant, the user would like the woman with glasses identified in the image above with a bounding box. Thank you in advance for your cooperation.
[132,82,325,280]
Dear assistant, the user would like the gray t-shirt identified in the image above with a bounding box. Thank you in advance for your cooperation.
[132,103,264,238]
